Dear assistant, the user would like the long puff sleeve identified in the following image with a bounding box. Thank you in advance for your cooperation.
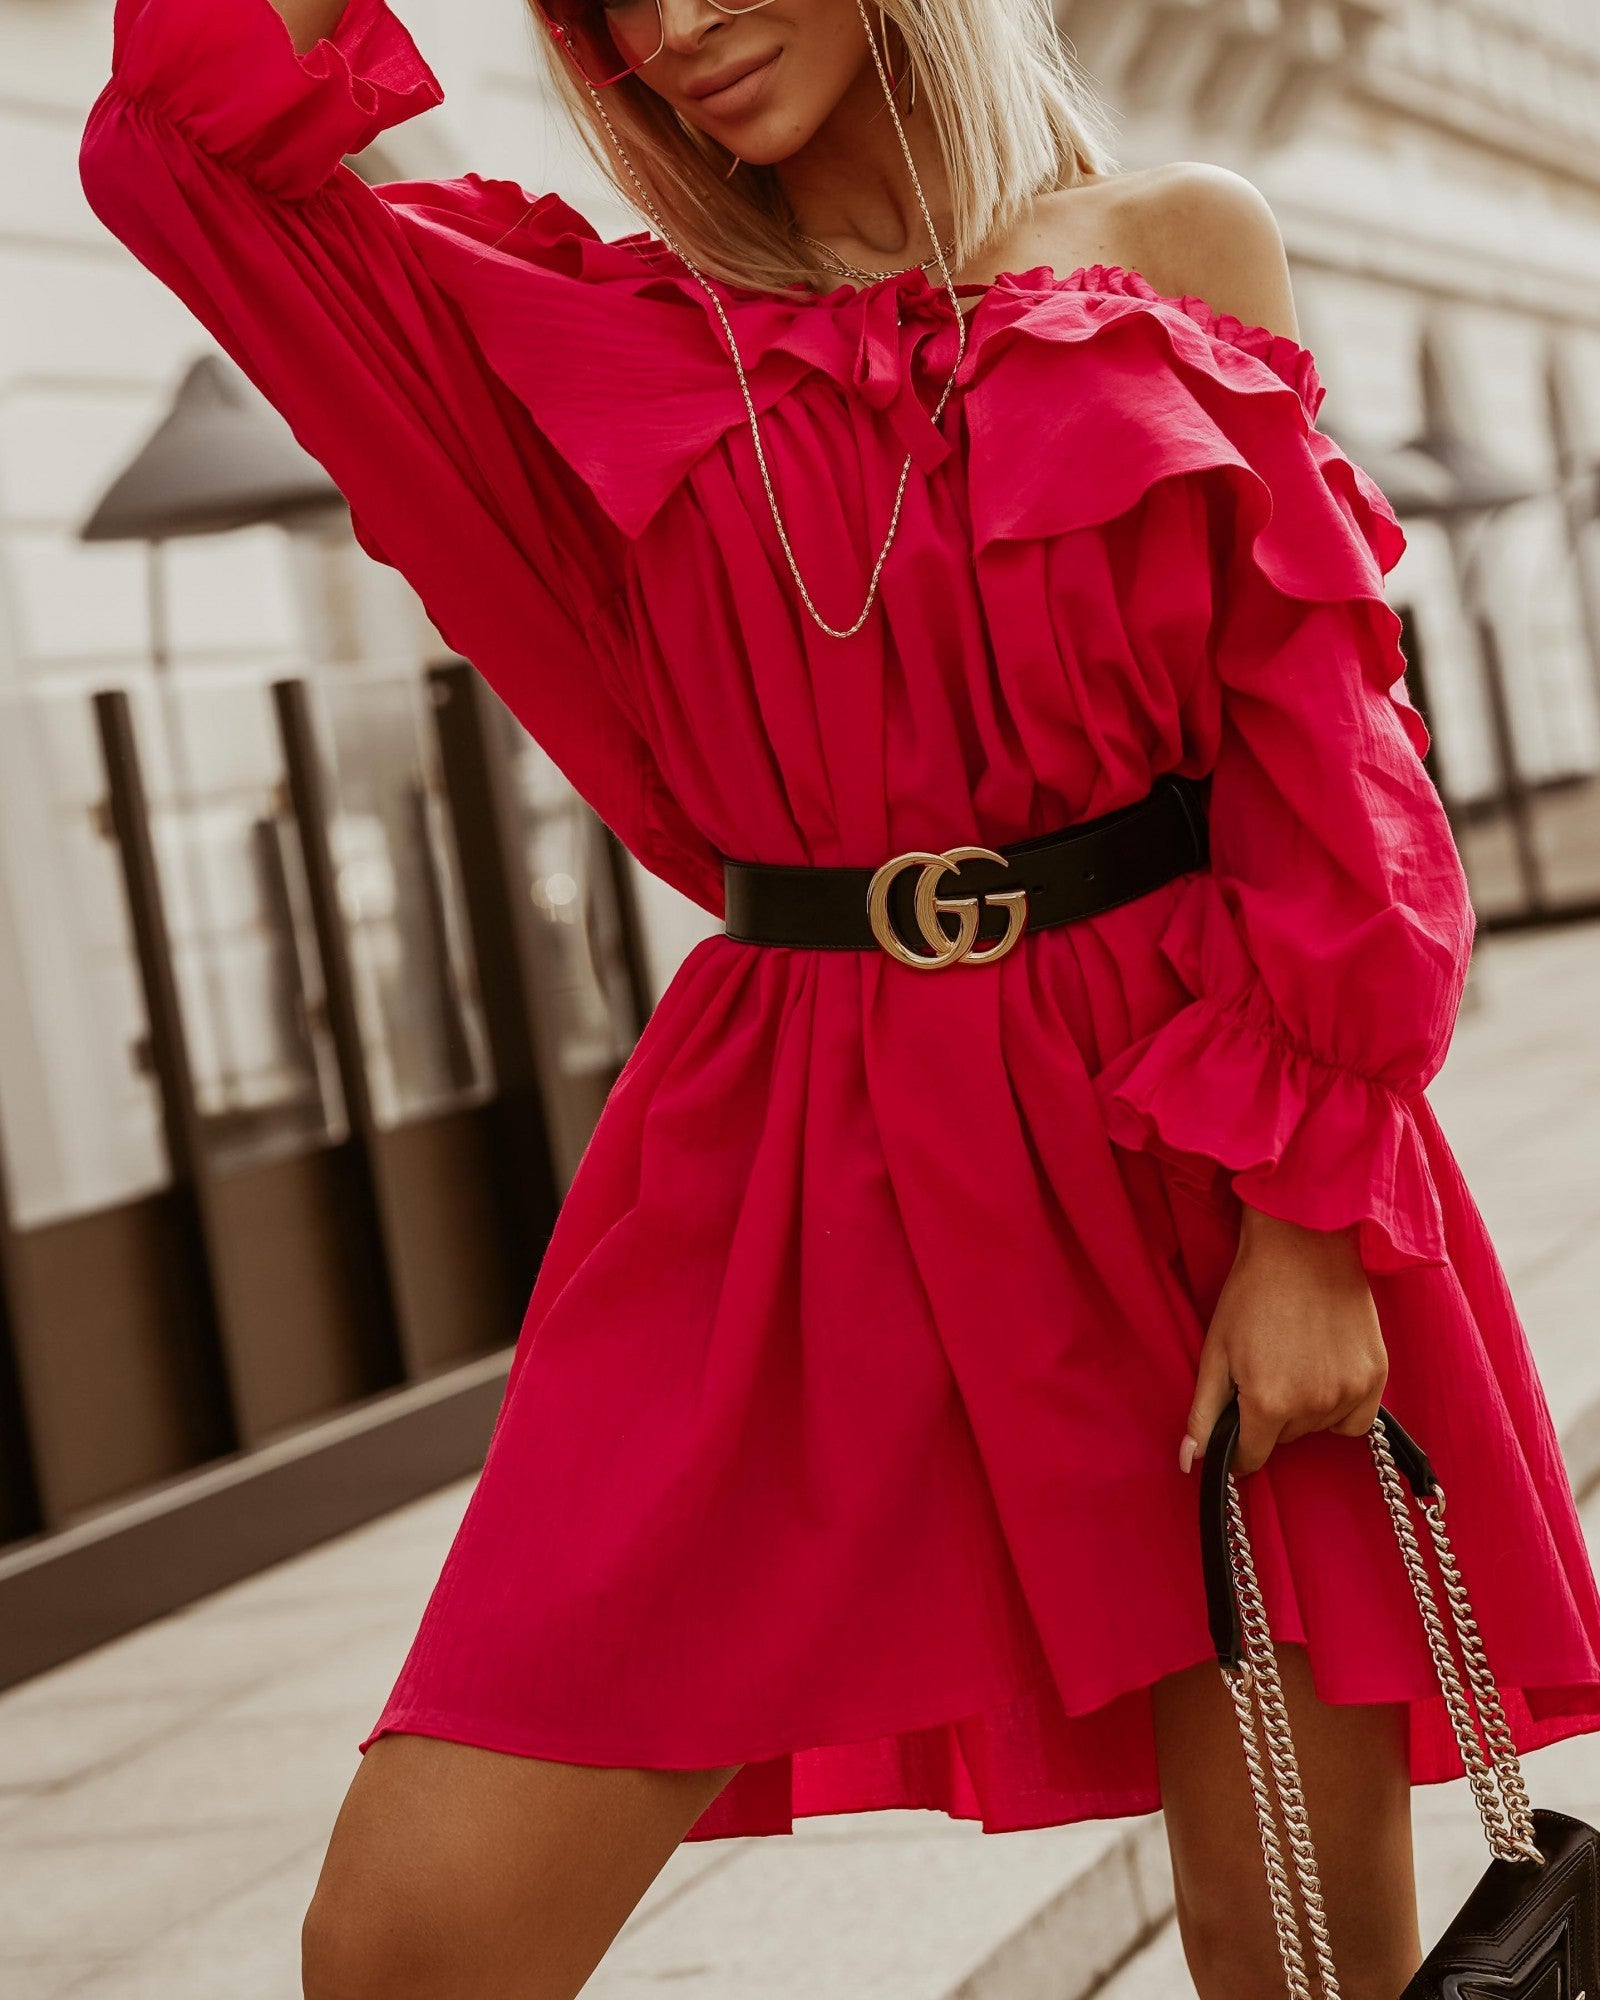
[1092,488,1476,1276]
[79,0,725,912]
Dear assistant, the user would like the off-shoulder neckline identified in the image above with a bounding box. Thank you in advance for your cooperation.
[763,255,1324,411]
[509,194,1324,411]
[777,255,1309,361]
[635,233,1319,396]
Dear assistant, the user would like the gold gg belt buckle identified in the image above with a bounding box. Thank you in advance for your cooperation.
[865,846,1028,969]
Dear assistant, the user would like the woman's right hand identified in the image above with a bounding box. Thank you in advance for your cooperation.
[1181,1205,1388,1476]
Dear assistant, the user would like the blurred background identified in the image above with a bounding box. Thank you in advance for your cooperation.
[3,0,1600,1995]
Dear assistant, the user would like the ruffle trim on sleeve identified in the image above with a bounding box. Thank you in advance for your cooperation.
[962,268,1404,598]
[1091,876,1450,1276]
[1057,264,1326,418]
[959,261,1427,762]
[107,0,443,200]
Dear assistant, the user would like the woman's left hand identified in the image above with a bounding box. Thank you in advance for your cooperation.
[1181,1205,1388,1477]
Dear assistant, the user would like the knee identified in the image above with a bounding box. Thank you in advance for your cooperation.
[1176,1891,1417,2000]
[300,1883,381,2000]
[1175,1893,1291,2000]
[300,1878,454,2000]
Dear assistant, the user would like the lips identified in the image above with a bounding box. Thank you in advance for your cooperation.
[685,51,779,101]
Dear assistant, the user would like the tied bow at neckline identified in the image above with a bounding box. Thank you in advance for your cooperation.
[842,280,971,475]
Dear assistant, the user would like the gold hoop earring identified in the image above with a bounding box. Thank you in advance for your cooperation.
[877,6,916,113]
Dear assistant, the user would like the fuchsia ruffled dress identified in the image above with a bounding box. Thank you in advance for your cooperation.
[83,0,1600,1842]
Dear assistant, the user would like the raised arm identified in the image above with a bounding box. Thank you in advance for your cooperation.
[80,0,724,912]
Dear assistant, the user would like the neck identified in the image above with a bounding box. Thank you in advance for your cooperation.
[773,61,954,271]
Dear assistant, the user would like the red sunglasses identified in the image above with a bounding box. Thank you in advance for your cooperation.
[534,0,779,89]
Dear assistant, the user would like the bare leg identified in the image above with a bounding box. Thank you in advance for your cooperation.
[301,1733,741,2000]
[1152,1643,1422,2000]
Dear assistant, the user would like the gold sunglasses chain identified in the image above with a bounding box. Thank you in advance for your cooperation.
[583,0,964,641]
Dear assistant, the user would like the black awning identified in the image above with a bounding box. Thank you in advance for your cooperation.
[80,353,341,542]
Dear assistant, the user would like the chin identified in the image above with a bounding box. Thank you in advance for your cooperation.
[707,110,814,168]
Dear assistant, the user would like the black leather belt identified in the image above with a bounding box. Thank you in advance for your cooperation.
[719,772,1211,968]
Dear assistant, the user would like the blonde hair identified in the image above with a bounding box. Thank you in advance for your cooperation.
[527,0,1121,293]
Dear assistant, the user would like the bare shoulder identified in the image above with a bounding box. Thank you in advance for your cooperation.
[1034,162,1300,342]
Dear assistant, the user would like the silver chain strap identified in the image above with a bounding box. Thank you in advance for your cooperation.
[1224,1475,1347,2000]
[1220,1418,1543,2000]
[1366,1424,1541,1863]
[583,0,968,640]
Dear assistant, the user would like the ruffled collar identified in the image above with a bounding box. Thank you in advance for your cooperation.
[468,187,1323,407]
[397,179,1329,536]
[575,204,1325,413]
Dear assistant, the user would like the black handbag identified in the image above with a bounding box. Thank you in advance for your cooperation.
[1200,1393,1600,1999]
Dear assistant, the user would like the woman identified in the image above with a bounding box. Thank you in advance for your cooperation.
[79,1,1600,1996]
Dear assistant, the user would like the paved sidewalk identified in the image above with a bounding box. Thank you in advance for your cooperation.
[3,921,1599,2000]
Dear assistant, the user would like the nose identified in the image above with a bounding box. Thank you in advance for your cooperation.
[658,0,734,53]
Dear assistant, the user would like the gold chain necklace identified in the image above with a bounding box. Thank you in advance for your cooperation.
[584,0,966,642]
[792,227,955,287]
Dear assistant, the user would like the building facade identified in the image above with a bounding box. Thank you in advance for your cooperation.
[1059,0,1600,918]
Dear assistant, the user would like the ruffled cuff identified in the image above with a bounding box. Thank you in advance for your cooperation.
[1092,886,1450,1276]
[105,0,443,199]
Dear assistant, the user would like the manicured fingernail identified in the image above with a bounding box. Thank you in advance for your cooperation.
[1179,1435,1199,1476]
